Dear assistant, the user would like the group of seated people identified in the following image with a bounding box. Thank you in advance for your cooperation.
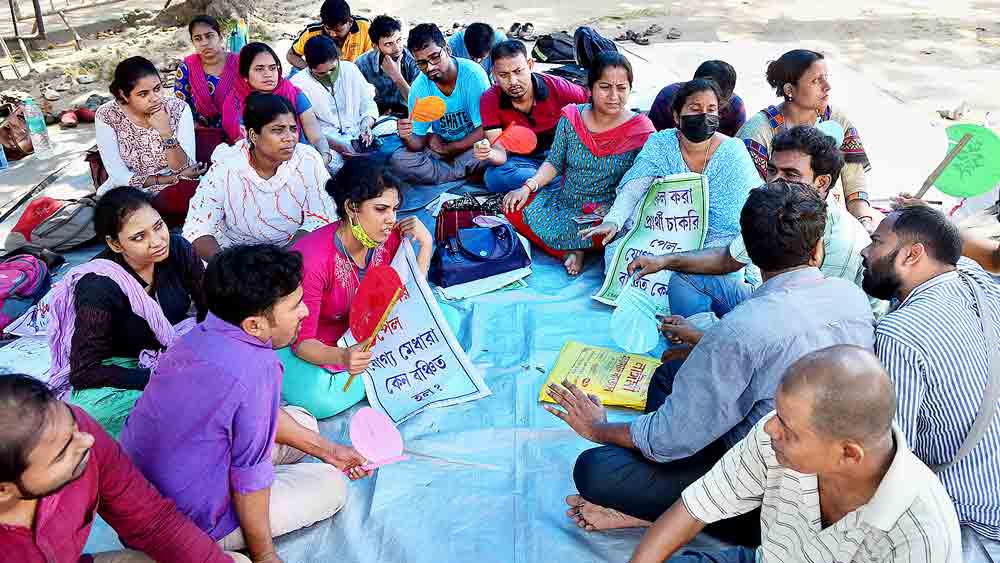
[4,3,1000,563]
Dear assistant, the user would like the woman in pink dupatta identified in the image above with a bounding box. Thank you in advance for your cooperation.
[278,159,433,419]
[173,15,239,161]
[221,42,335,167]
[503,52,654,275]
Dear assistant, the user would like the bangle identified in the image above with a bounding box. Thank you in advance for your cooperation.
[525,178,540,193]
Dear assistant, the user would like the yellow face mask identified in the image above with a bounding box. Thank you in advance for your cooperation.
[349,213,380,249]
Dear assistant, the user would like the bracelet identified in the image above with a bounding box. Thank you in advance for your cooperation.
[525,179,540,193]
[846,191,870,204]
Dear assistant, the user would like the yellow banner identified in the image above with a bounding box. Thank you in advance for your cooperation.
[538,341,661,411]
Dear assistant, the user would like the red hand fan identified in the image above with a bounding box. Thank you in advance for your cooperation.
[343,265,405,391]
[492,124,538,155]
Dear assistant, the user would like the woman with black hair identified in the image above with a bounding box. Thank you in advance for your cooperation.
[96,56,207,227]
[43,187,206,437]
[184,92,338,261]
[174,15,239,129]
[279,158,432,418]
[737,49,883,230]
[220,42,333,165]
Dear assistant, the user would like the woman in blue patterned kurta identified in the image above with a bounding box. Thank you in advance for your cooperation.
[503,53,654,275]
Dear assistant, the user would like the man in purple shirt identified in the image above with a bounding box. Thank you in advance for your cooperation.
[122,245,369,563]
[647,60,747,137]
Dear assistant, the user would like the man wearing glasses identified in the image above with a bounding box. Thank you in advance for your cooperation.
[389,23,492,185]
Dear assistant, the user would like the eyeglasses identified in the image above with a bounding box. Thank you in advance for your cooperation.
[415,50,445,70]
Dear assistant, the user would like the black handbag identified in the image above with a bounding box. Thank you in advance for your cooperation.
[428,223,531,287]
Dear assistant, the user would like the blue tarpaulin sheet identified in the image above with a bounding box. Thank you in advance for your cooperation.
[81,182,730,562]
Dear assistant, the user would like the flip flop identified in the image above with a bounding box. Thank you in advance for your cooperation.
[644,24,664,36]
[519,22,536,41]
[633,34,650,45]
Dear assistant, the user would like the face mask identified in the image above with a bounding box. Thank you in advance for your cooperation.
[349,213,380,249]
[679,113,720,144]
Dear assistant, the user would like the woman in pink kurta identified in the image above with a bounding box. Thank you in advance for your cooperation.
[277,159,433,418]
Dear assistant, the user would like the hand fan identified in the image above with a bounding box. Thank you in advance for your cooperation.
[924,124,1000,198]
[411,96,447,123]
[346,407,408,473]
[492,124,538,155]
[343,265,405,391]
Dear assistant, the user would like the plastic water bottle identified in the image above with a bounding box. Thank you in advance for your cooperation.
[22,97,53,159]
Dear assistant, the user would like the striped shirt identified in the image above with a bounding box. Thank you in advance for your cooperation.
[875,258,1000,541]
[683,415,962,563]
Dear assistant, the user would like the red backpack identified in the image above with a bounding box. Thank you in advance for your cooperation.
[0,254,50,332]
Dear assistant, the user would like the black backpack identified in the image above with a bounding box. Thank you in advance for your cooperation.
[574,26,618,70]
[531,32,575,64]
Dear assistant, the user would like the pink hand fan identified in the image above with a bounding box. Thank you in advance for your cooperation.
[346,407,408,473]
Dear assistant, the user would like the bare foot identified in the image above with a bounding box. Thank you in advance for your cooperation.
[563,251,585,276]
[564,494,651,531]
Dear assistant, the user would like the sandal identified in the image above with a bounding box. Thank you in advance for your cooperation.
[644,24,663,36]
[59,110,78,129]
[519,22,536,41]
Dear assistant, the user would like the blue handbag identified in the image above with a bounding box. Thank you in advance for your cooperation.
[428,223,531,287]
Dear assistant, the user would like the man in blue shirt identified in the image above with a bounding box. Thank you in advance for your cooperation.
[545,181,874,545]
[447,23,506,75]
[389,23,491,185]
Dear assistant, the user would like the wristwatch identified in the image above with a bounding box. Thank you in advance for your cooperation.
[162,136,180,149]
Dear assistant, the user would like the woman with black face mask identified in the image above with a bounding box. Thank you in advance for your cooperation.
[585,78,762,276]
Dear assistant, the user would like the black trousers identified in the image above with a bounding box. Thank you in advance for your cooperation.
[572,359,761,547]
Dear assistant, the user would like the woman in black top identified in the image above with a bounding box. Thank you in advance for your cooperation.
[65,186,205,437]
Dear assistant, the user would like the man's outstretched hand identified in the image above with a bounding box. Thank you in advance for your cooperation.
[544,380,608,442]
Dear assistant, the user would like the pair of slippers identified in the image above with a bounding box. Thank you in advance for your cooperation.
[615,24,678,45]
[508,22,537,41]
[58,93,110,129]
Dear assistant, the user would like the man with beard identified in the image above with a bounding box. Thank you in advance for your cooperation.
[863,205,1000,563]
[389,24,491,185]
[475,40,589,193]
[121,245,370,563]
[630,126,875,326]
[629,346,962,563]
[0,373,246,562]
[550,181,874,544]
[355,15,421,118]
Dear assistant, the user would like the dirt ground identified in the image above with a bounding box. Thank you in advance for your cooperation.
[2,0,998,122]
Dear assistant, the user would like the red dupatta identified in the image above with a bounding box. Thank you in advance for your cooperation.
[184,52,239,121]
[562,104,654,157]
[221,76,301,143]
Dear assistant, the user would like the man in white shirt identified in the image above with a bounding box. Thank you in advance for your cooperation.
[629,345,961,563]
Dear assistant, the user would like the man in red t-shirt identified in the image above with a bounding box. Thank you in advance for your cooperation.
[475,40,589,193]
[0,373,246,563]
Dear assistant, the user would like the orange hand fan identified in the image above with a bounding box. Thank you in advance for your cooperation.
[492,124,538,155]
[343,265,405,391]
[411,96,447,123]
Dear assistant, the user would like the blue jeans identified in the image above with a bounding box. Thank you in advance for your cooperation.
[667,271,756,318]
[964,526,1000,563]
[483,155,561,193]
[668,548,756,563]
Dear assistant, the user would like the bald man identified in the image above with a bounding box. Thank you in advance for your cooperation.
[629,346,962,563]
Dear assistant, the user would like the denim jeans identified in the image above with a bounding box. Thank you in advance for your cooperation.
[572,359,761,547]
[483,154,561,193]
[667,271,756,319]
[668,548,757,563]
[963,526,1000,563]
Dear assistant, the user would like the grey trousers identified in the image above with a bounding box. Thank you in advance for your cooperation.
[388,147,487,185]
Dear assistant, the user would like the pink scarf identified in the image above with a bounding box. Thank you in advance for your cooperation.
[563,104,654,158]
[45,259,180,399]
[221,75,302,143]
[185,52,239,121]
